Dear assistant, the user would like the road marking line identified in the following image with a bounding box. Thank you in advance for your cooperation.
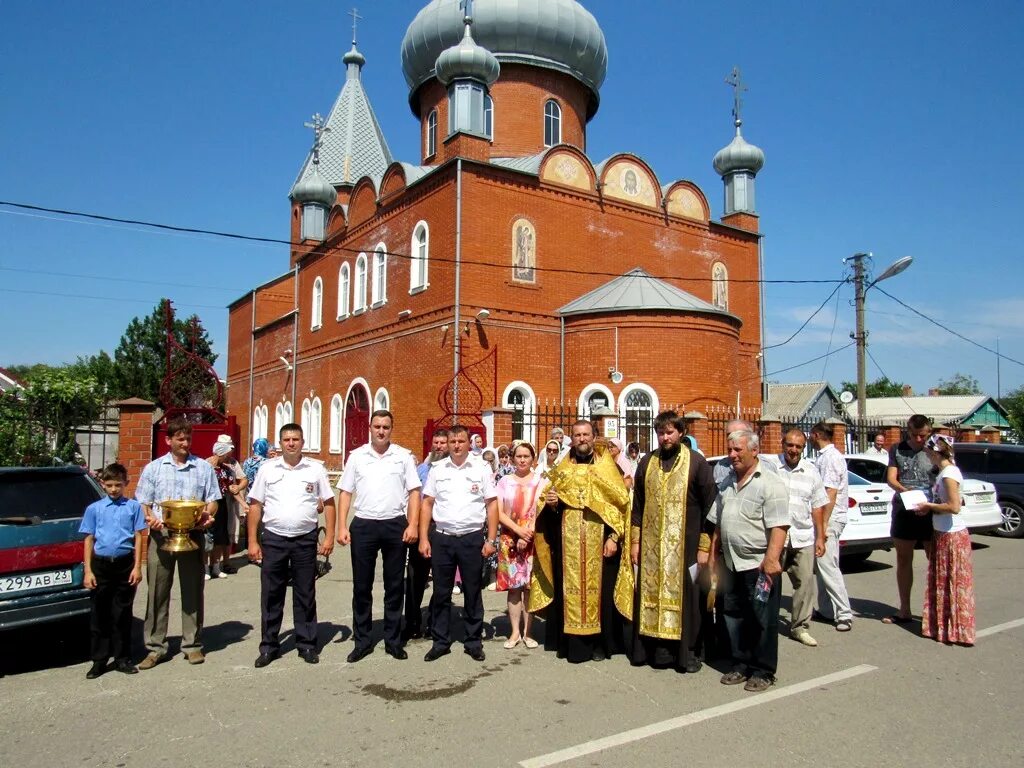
[977,617,1024,638]
[518,664,877,768]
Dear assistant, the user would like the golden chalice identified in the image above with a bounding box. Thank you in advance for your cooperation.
[159,499,207,553]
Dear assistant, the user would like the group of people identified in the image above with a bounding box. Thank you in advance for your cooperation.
[78,410,975,688]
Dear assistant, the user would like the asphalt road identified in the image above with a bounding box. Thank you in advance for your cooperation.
[3,535,1022,768]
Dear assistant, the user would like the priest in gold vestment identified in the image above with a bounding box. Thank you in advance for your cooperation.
[629,411,717,672]
[529,420,633,663]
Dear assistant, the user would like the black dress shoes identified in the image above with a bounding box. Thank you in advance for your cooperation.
[423,645,451,662]
[254,651,280,669]
[347,645,374,664]
[385,646,408,660]
[113,659,139,674]
[85,661,106,679]
[298,648,320,664]
[464,646,486,662]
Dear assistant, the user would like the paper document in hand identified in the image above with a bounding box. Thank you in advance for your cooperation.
[900,489,929,510]
[688,563,698,584]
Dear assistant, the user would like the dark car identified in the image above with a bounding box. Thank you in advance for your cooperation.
[0,466,101,630]
[952,443,1024,538]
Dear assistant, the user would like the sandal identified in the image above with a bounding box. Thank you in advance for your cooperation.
[503,638,522,649]
[881,614,913,625]
[523,637,539,649]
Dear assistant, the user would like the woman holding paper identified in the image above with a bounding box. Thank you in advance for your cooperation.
[914,434,975,646]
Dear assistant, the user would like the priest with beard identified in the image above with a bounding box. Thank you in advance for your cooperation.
[629,410,718,672]
[530,420,633,663]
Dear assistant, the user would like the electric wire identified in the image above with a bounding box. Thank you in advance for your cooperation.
[761,281,843,351]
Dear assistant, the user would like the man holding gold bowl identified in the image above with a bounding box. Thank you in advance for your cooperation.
[135,417,221,669]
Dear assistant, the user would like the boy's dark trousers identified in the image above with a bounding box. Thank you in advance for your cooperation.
[90,553,138,663]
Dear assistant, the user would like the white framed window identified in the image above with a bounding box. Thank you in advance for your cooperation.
[308,397,322,451]
[374,387,390,412]
[311,277,323,330]
[253,404,268,443]
[502,380,537,446]
[449,81,485,135]
[484,94,493,139]
[578,384,615,418]
[410,222,429,292]
[300,398,311,442]
[329,394,343,453]
[618,383,659,453]
[371,243,387,307]
[338,263,350,319]
[544,99,562,147]
[427,109,437,157]
[353,253,368,313]
[274,401,292,443]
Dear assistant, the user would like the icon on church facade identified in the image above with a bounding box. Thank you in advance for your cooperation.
[512,218,536,283]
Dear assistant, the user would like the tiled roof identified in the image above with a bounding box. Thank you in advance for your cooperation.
[762,382,835,419]
[292,47,393,191]
[559,267,739,321]
[845,395,998,423]
[490,153,545,175]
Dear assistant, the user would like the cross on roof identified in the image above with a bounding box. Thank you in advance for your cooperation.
[348,7,362,45]
[304,113,331,166]
[725,66,747,128]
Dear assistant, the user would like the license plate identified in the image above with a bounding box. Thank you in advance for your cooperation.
[969,493,995,504]
[0,569,74,595]
[859,503,888,515]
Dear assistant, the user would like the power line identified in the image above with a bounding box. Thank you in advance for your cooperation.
[874,287,1024,368]
[820,279,844,380]
[0,266,244,292]
[757,341,855,380]
[762,281,843,351]
[0,287,226,311]
[865,347,919,412]
[0,199,845,286]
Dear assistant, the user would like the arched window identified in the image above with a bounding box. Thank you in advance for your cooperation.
[484,94,494,139]
[712,262,729,310]
[502,381,537,445]
[427,109,437,158]
[544,100,561,147]
[353,253,368,313]
[274,401,292,443]
[410,222,429,292]
[371,244,387,306]
[619,384,659,453]
[311,277,323,330]
[308,397,322,451]
[578,384,615,419]
[338,263,350,319]
[374,387,390,412]
[253,405,268,443]
[329,394,343,453]
[300,398,312,441]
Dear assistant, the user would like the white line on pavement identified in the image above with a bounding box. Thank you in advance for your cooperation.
[518,664,878,768]
[977,617,1024,638]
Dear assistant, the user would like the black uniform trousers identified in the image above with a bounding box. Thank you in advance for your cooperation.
[89,553,137,663]
[260,528,318,655]
[350,516,407,651]
[429,528,485,652]
[404,542,432,636]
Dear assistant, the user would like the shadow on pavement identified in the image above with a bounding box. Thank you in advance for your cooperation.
[0,614,90,676]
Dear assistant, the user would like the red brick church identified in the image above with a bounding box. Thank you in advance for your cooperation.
[226,0,767,466]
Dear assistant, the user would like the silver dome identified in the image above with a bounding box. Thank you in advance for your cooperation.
[402,0,607,115]
[713,125,765,176]
[435,23,500,86]
[289,166,337,208]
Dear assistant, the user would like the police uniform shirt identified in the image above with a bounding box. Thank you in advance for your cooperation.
[336,443,421,521]
[248,457,333,537]
[423,455,497,535]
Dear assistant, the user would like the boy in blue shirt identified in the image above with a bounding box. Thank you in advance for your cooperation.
[80,463,147,679]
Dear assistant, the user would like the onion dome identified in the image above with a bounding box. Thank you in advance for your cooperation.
[402,0,607,115]
[713,120,765,176]
[435,15,500,87]
[289,166,336,208]
[342,42,365,69]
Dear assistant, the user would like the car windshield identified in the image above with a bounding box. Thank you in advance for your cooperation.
[0,471,101,521]
[848,471,873,486]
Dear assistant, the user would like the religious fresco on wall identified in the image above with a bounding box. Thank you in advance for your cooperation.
[540,151,592,191]
[712,262,729,310]
[602,160,657,207]
[512,218,536,283]
[666,185,709,221]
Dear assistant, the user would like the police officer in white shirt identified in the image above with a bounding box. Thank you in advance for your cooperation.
[419,425,498,662]
[247,423,336,668]
[336,410,421,662]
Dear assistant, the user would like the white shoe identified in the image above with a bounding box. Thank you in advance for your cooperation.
[204,571,211,581]
[486,582,497,591]
[791,628,818,647]
[214,568,227,579]
[452,584,462,595]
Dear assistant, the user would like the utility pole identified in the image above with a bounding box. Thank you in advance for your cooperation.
[849,253,869,452]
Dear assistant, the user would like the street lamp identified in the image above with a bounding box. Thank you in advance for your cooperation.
[845,252,913,450]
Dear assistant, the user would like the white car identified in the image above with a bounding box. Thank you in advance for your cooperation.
[845,454,1002,535]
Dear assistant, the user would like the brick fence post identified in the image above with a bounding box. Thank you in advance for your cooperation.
[980,426,1001,444]
[826,417,847,453]
[482,407,515,449]
[758,418,782,453]
[115,398,157,563]
[882,422,903,448]
[685,411,708,454]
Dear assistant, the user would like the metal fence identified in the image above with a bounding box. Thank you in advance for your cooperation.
[72,403,120,471]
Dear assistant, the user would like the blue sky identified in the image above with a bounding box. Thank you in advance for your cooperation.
[2,0,1022,398]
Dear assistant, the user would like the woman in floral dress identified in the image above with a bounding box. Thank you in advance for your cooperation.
[496,442,543,648]
[915,434,975,645]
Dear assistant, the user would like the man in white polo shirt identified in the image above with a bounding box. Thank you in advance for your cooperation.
[247,423,336,668]
[419,424,498,662]
[337,410,421,663]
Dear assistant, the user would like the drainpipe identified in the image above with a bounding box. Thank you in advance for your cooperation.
[291,264,299,412]
[247,290,255,445]
[559,316,565,402]
[758,236,767,407]
[453,158,463,415]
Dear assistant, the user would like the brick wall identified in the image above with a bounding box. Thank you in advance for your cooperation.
[114,399,157,498]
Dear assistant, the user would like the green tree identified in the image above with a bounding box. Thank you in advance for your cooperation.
[839,376,908,398]
[1001,386,1024,443]
[113,299,217,407]
[934,372,982,396]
